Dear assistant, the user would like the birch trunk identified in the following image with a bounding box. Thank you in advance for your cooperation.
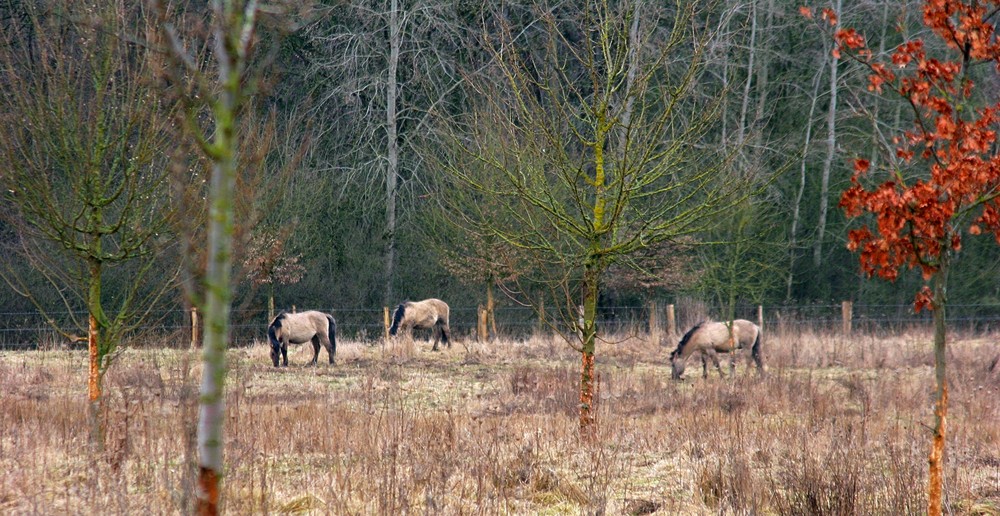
[196,2,254,513]
[786,62,826,301]
[735,0,756,155]
[813,0,841,268]
[383,0,401,306]
[750,0,774,157]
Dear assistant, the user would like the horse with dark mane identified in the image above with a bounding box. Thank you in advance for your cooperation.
[669,319,763,379]
[388,298,451,351]
[267,310,337,367]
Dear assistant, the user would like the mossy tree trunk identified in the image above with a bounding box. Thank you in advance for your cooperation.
[158,1,262,513]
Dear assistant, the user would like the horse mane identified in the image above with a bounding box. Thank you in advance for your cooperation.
[267,312,287,349]
[388,303,407,335]
[672,320,707,359]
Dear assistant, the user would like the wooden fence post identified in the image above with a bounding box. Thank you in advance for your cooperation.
[190,307,199,349]
[665,304,676,343]
[477,305,487,343]
[757,304,764,331]
[842,301,853,335]
[648,300,659,337]
[487,292,497,341]
[537,295,546,334]
[383,306,390,341]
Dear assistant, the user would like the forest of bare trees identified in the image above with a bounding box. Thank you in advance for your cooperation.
[3,0,1000,333]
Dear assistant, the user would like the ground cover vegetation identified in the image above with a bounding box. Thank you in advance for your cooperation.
[2,328,999,514]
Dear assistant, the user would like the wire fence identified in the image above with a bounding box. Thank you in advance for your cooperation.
[2,302,1000,350]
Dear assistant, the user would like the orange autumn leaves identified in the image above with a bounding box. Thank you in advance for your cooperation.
[804,0,1000,310]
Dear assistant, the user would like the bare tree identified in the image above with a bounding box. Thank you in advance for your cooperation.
[0,0,180,449]
[444,0,758,433]
[813,0,842,268]
[299,0,472,304]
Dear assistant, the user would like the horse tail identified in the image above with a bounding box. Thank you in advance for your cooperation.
[438,301,450,345]
[327,313,337,358]
[751,328,764,372]
[267,313,285,350]
[389,303,406,335]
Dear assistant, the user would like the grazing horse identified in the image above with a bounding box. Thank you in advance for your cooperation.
[389,298,451,351]
[669,319,763,379]
[267,310,337,367]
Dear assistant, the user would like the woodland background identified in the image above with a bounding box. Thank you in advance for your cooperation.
[3,0,1000,337]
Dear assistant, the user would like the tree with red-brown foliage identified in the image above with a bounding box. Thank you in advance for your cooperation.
[805,1,1000,513]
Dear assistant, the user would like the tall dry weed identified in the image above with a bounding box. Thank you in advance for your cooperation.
[2,328,999,514]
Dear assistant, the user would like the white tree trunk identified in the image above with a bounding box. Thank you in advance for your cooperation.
[813,0,841,268]
[383,0,401,305]
[787,61,826,300]
[750,0,775,156]
[196,2,256,512]
[735,0,756,155]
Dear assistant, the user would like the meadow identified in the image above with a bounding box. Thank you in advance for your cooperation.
[2,325,999,515]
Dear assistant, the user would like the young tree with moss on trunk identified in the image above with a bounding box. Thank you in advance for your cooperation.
[0,1,180,450]
[157,0,276,512]
[443,0,758,431]
[807,1,1000,513]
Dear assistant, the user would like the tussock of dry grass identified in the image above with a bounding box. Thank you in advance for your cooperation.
[2,329,1000,514]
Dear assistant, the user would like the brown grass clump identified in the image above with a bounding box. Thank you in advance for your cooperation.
[1,327,999,514]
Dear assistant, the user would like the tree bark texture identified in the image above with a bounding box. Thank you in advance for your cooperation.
[383,0,401,306]
[579,263,599,432]
[87,313,103,450]
[787,62,826,301]
[196,2,251,512]
[928,264,949,516]
[814,0,841,268]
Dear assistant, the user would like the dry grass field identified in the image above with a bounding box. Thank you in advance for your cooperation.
[2,326,1000,515]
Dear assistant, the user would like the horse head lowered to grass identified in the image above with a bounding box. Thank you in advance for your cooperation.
[388,298,451,351]
[669,319,763,379]
[267,310,337,367]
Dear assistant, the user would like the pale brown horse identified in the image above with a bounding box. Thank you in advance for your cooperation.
[669,319,763,379]
[389,298,451,351]
[267,310,337,367]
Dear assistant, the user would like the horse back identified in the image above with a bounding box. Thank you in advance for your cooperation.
[279,311,328,343]
[405,298,449,328]
[700,321,744,353]
[425,298,449,323]
[732,319,760,349]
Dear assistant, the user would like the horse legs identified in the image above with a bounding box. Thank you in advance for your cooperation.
[309,335,320,365]
[441,323,451,349]
[431,321,450,351]
[752,347,764,376]
[703,349,725,378]
[431,325,440,352]
[280,339,289,367]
